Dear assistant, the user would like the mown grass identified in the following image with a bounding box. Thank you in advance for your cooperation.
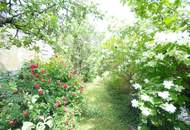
[78,75,139,130]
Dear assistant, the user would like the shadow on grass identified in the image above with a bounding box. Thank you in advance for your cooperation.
[79,75,139,130]
[104,75,139,130]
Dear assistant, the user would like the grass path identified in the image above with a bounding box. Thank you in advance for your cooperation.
[78,76,138,130]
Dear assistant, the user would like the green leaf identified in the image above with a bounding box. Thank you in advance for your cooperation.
[0,3,7,11]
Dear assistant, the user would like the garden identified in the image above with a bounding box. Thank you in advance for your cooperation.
[0,0,190,130]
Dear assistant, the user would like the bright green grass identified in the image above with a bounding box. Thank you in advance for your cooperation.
[78,75,139,130]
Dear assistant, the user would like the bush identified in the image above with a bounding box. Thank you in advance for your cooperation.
[122,30,190,130]
[0,55,84,130]
[99,23,190,129]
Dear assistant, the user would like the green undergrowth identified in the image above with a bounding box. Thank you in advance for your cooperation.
[79,75,139,130]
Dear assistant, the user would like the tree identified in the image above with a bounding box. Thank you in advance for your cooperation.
[121,0,190,31]
[0,0,98,48]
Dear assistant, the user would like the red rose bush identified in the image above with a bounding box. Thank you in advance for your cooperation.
[0,55,84,130]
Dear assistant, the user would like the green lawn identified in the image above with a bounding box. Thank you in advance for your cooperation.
[78,76,139,130]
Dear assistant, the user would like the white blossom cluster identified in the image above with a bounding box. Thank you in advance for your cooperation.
[161,103,176,113]
[177,0,190,19]
[130,80,187,118]
[154,31,190,45]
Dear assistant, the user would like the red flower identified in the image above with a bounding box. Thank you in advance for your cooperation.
[35,73,39,78]
[41,78,46,82]
[23,111,29,118]
[30,64,38,70]
[63,84,68,89]
[40,68,46,74]
[70,128,74,130]
[34,84,40,89]
[55,100,61,108]
[38,89,44,96]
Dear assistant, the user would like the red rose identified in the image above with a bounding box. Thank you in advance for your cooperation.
[38,89,44,96]
[63,84,68,89]
[40,69,46,74]
[41,78,45,82]
[55,100,61,108]
[23,111,29,118]
[35,73,39,78]
[30,64,38,70]
[34,84,40,89]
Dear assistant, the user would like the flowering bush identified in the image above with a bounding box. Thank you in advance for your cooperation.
[0,55,84,130]
[100,0,190,129]
[123,28,190,129]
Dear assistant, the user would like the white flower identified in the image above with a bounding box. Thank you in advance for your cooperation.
[140,95,151,102]
[142,52,149,58]
[158,91,170,99]
[154,31,190,45]
[174,85,184,92]
[22,122,35,130]
[141,108,151,116]
[174,127,181,130]
[154,32,167,43]
[144,79,149,83]
[135,59,141,64]
[163,80,174,89]
[145,42,155,48]
[146,61,156,67]
[132,83,142,89]
[162,103,176,113]
[129,80,133,84]
[137,126,142,130]
[131,99,139,108]
[155,53,165,60]
[32,95,39,104]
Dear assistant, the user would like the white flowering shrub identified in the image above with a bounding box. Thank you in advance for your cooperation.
[117,0,190,129]
[123,23,190,130]
[124,27,190,129]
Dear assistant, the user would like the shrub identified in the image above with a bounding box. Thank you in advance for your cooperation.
[127,31,190,130]
[0,55,84,130]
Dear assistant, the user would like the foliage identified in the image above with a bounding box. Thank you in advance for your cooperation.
[101,0,190,129]
[57,20,103,82]
[121,0,190,31]
[96,0,190,129]
[0,55,84,129]
[0,0,99,48]
[97,36,128,75]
